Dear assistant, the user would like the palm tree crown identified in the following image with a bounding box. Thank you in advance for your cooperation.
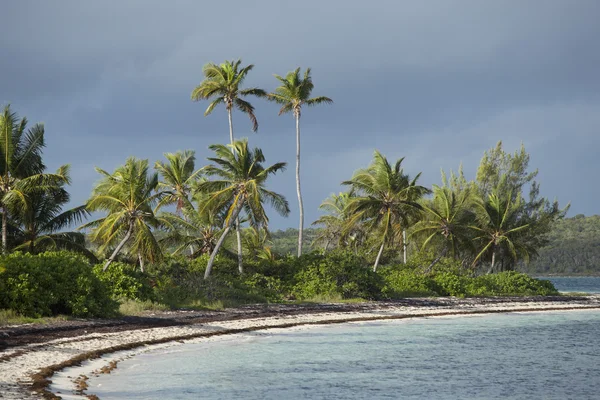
[343,151,430,270]
[196,139,289,278]
[0,104,70,253]
[82,157,162,271]
[155,150,202,214]
[191,59,266,135]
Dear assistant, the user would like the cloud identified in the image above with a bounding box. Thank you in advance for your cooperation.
[2,0,599,228]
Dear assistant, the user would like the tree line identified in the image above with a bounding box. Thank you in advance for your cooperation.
[0,60,568,281]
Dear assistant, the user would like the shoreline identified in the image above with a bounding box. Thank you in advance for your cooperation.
[1,296,600,399]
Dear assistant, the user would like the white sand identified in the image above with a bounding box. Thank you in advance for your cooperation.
[2,298,599,399]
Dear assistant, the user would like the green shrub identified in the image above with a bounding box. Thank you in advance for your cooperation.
[471,271,558,296]
[433,272,469,297]
[379,267,438,298]
[93,262,155,302]
[0,252,117,318]
[292,252,382,300]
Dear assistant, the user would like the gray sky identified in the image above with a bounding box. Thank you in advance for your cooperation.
[2,0,599,229]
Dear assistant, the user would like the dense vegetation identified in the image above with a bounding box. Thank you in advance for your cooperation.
[0,60,573,319]
[520,214,600,274]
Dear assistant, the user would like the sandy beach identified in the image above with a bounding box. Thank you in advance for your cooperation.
[2,296,600,399]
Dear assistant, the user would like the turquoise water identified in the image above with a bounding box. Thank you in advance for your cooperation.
[88,311,600,399]
[541,276,600,293]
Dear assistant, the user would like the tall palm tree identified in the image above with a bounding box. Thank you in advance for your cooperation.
[81,157,162,271]
[0,105,70,253]
[471,190,534,273]
[196,139,289,279]
[10,172,94,259]
[343,151,430,271]
[412,183,476,271]
[191,59,267,271]
[268,67,332,257]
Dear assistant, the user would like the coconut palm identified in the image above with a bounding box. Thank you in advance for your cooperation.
[412,182,476,271]
[159,191,225,258]
[343,151,430,271]
[243,226,276,262]
[471,190,535,273]
[82,157,162,271]
[10,174,94,259]
[312,192,365,252]
[196,139,289,279]
[0,105,70,253]
[191,59,267,271]
[268,67,332,257]
[155,150,203,213]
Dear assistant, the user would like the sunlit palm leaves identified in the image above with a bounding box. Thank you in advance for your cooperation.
[268,67,332,257]
[155,150,203,213]
[10,174,94,259]
[343,151,430,271]
[82,157,162,271]
[471,190,535,273]
[0,105,70,253]
[312,192,365,252]
[191,59,266,137]
[196,139,289,278]
[412,183,477,267]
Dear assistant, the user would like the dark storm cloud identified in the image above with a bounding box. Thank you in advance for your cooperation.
[1,0,599,228]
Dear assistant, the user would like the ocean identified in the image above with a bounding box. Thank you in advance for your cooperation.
[84,309,600,399]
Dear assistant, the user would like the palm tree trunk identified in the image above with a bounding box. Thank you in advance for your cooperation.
[373,241,385,272]
[2,205,7,254]
[138,251,145,273]
[103,220,134,271]
[487,248,496,274]
[228,108,234,144]
[228,107,244,273]
[295,114,304,257]
[403,229,407,264]
[235,218,243,274]
[205,201,244,280]
[425,246,448,274]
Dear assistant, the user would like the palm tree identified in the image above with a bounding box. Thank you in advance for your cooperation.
[0,105,70,253]
[191,59,267,272]
[412,182,476,271]
[471,190,534,273]
[82,157,162,271]
[343,151,430,271]
[155,150,203,213]
[312,192,365,252]
[196,139,289,279]
[159,191,225,258]
[243,226,276,262]
[268,67,332,257]
[10,172,94,259]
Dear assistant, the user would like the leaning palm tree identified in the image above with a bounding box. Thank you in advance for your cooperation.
[268,67,332,257]
[191,59,267,271]
[343,151,430,271]
[196,139,289,279]
[0,105,70,253]
[10,175,94,259]
[470,190,535,273]
[412,182,477,271]
[81,157,162,271]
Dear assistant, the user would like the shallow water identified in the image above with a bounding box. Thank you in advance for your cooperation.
[86,310,600,399]
[541,276,600,293]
